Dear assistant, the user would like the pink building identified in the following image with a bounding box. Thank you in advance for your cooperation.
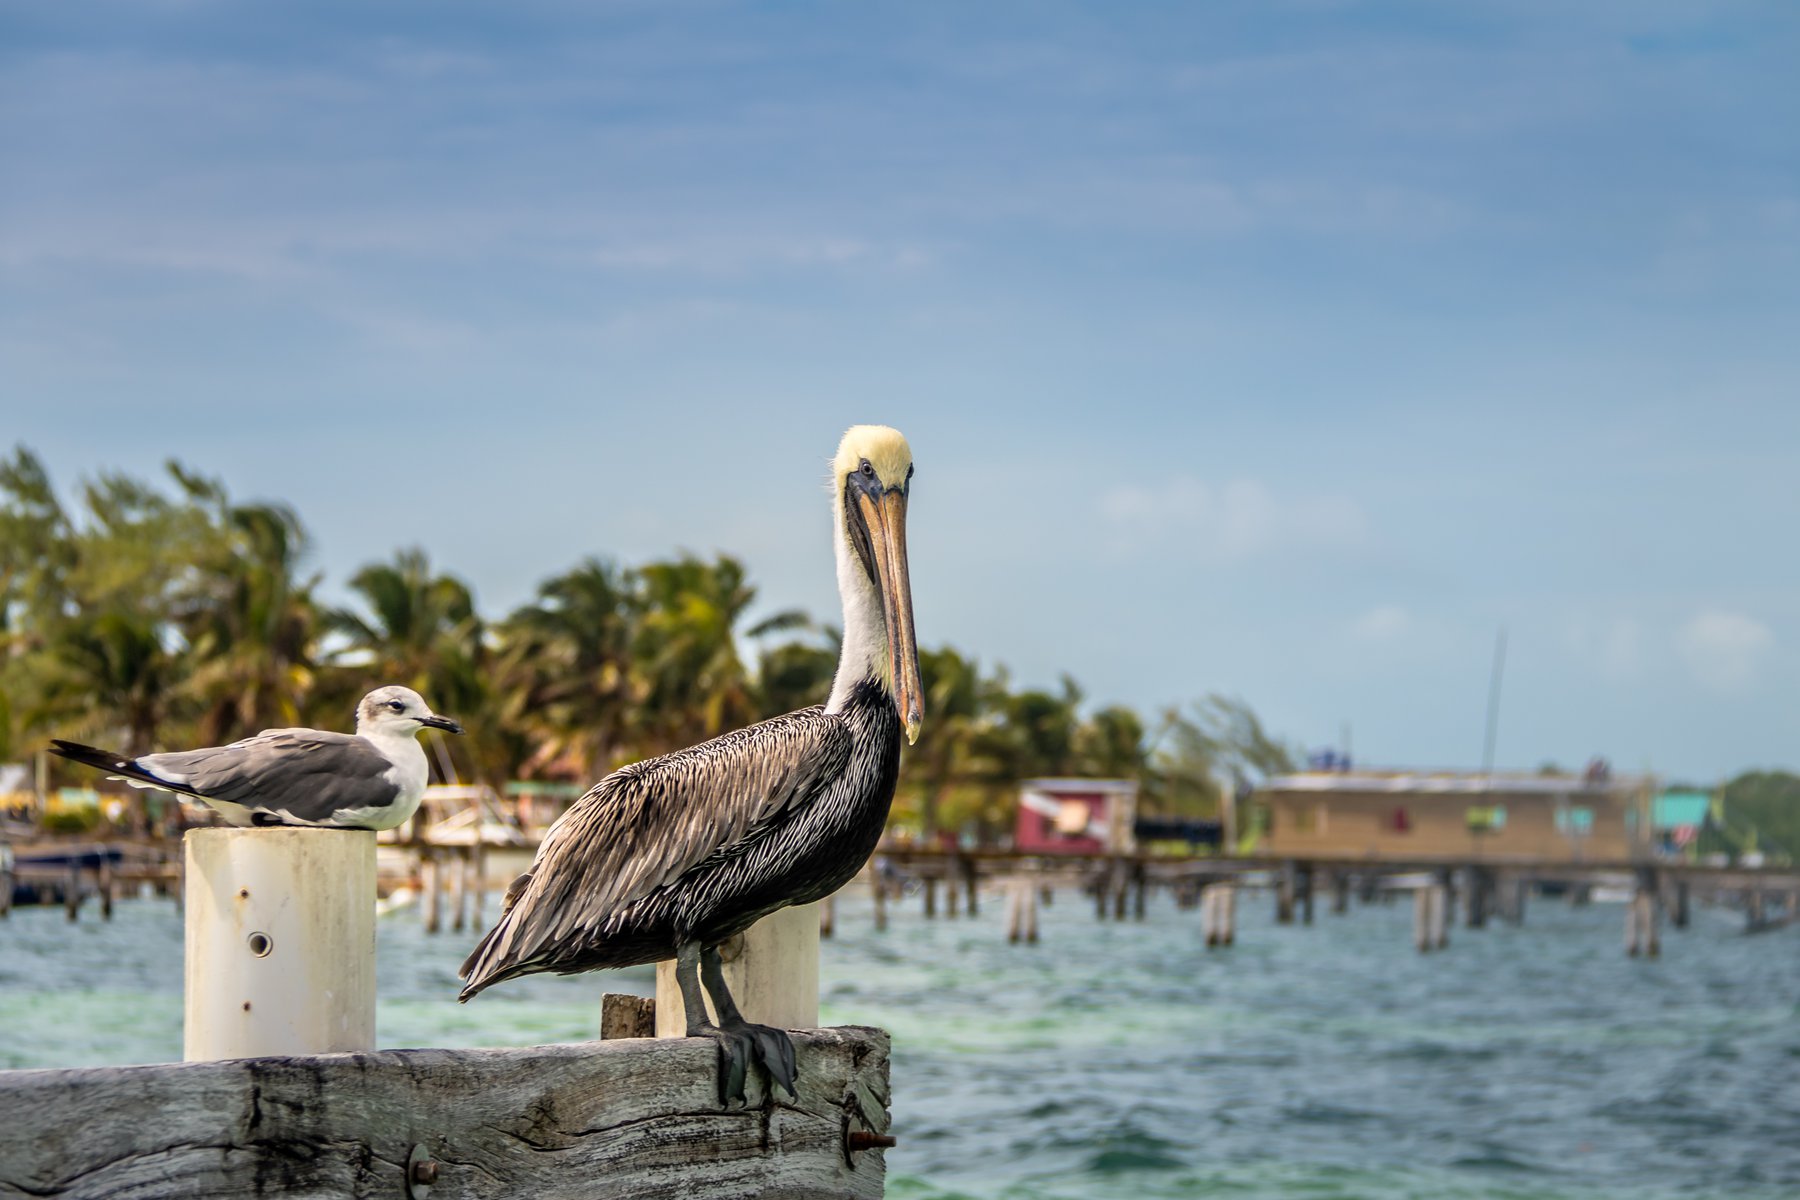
[1013,778,1139,854]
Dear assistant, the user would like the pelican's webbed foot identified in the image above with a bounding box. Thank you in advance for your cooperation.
[673,939,802,1106]
[689,1018,798,1105]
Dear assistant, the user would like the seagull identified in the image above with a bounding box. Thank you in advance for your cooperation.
[459,424,923,1105]
[48,685,464,831]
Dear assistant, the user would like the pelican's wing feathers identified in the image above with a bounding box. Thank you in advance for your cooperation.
[460,704,850,993]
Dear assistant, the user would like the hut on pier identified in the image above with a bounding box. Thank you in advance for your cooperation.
[1256,764,1656,861]
[1013,778,1138,854]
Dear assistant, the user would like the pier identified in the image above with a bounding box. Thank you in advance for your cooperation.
[0,828,892,1199]
[868,847,1800,952]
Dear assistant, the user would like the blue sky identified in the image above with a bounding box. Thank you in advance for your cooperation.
[3,2,1796,782]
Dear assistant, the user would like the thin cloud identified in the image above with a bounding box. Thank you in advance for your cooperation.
[1676,609,1773,693]
[1100,476,1367,560]
[1352,604,1412,642]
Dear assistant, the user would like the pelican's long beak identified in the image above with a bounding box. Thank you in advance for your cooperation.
[857,486,924,744]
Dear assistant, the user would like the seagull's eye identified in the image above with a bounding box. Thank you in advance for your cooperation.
[388,701,405,713]
[859,459,874,478]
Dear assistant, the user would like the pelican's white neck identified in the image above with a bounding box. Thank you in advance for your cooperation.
[825,489,887,714]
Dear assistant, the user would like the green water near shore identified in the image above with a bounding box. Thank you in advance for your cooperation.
[3,888,1797,1198]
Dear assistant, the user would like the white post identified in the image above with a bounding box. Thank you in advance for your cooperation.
[1414,886,1431,953]
[653,903,820,1038]
[1219,883,1236,945]
[1201,885,1218,947]
[183,828,376,1061]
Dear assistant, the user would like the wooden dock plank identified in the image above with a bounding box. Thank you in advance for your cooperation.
[0,1027,890,1200]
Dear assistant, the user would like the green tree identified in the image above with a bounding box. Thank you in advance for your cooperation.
[904,645,985,840]
[494,557,640,780]
[177,492,321,745]
[754,626,840,719]
[325,548,485,776]
[631,554,803,754]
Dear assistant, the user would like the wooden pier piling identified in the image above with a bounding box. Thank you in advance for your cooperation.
[654,903,820,1036]
[1276,862,1296,925]
[1414,883,1449,953]
[870,865,888,931]
[1625,881,1661,958]
[1005,877,1039,943]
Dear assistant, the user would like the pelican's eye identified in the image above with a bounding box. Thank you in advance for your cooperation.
[388,700,406,713]
[859,458,875,478]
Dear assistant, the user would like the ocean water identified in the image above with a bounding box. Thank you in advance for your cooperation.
[2,885,1797,1198]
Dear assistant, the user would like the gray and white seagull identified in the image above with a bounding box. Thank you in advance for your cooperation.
[48,685,463,830]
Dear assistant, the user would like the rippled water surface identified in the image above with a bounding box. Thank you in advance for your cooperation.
[3,886,1797,1198]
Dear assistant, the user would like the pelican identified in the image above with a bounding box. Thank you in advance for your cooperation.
[459,425,922,1103]
[47,686,464,830]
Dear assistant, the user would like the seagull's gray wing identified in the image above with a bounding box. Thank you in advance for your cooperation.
[140,729,399,824]
[460,705,850,994]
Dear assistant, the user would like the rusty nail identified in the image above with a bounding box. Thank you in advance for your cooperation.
[238,888,250,899]
[847,1131,896,1152]
[410,1159,439,1185]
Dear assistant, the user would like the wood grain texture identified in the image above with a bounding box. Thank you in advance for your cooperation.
[599,993,656,1040]
[0,1027,890,1200]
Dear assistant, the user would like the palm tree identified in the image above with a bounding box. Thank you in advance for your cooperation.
[1076,704,1149,780]
[33,609,183,756]
[179,502,321,744]
[906,645,984,841]
[630,554,800,754]
[325,548,485,776]
[753,626,839,720]
[494,557,640,781]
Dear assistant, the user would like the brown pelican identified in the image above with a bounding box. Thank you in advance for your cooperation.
[459,425,921,1103]
[47,686,463,830]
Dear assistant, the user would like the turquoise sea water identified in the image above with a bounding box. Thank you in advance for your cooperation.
[2,886,1797,1198]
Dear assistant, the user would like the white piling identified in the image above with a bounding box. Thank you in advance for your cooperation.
[1413,886,1431,953]
[468,846,486,928]
[1625,887,1660,957]
[1218,883,1236,945]
[1202,885,1219,947]
[870,864,887,932]
[183,827,376,1061]
[653,902,820,1038]
[450,848,469,933]
[1005,878,1039,943]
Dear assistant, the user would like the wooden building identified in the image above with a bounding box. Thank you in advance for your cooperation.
[1256,767,1655,861]
[1014,778,1139,854]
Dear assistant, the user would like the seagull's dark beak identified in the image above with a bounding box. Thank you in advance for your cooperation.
[419,715,464,734]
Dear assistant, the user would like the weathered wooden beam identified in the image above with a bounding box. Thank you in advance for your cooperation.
[599,993,656,1040]
[0,1028,891,1200]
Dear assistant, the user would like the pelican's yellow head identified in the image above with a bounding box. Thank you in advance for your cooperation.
[833,424,922,744]
[833,425,914,493]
